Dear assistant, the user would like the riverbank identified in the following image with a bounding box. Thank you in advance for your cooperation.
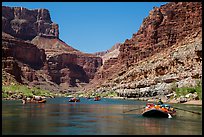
[107,96,202,105]
[182,100,202,105]
[2,93,202,106]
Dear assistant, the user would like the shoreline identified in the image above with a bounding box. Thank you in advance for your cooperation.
[2,96,202,106]
[107,96,202,106]
[182,100,202,105]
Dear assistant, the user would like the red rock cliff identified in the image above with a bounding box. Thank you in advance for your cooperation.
[118,2,201,66]
[2,6,102,92]
[2,6,59,40]
[86,2,202,97]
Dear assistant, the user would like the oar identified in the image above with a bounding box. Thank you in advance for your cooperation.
[123,106,145,113]
[168,113,172,119]
[174,106,201,115]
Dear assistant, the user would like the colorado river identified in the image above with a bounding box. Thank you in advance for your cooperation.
[2,97,202,135]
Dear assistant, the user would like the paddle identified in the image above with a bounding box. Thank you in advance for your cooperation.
[174,106,201,115]
[168,113,172,118]
[123,106,146,113]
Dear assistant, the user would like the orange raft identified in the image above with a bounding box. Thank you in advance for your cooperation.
[142,103,176,118]
[26,99,47,103]
[94,96,101,101]
[69,97,80,102]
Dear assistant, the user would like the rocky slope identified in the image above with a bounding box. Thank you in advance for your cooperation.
[31,36,102,88]
[94,43,121,64]
[2,32,102,93]
[2,3,202,101]
[2,6,102,93]
[84,2,202,102]
[2,33,60,91]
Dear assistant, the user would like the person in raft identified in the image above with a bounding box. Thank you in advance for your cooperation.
[22,97,27,104]
[157,98,164,105]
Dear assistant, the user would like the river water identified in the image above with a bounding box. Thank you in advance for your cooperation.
[2,97,202,135]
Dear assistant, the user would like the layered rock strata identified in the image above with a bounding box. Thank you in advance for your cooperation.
[2,6,103,92]
[2,6,59,40]
[31,36,102,88]
[2,34,46,83]
[86,2,202,100]
[2,32,102,92]
[94,43,121,64]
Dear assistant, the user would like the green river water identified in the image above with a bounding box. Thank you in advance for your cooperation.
[2,97,202,135]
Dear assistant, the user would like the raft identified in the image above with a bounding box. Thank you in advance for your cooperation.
[69,98,80,102]
[94,96,101,101]
[26,99,46,103]
[142,103,176,118]
[38,99,46,103]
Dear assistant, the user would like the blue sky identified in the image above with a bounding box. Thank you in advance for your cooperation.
[2,2,167,53]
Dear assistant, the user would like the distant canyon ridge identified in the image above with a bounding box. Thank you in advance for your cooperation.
[2,6,102,93]
[2,2,202,99]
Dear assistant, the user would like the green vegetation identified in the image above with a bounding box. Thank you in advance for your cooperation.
[2,92,8,98]
[2,70,68,99]
[2,84,54,98]
[175,80,202,99]
[100,91,118,97]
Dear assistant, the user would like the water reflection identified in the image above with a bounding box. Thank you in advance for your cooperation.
[2,98,202,135]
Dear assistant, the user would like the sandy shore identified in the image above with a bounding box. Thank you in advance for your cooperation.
[108,96,202,105]
[161,99,202,105]
[182,100,202,105]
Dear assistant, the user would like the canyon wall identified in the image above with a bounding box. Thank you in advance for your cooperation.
[2,6,102,92]
[2,6,59,40]
[86,2,202,100]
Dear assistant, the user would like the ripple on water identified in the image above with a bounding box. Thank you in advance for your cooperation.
[2,98,202,135]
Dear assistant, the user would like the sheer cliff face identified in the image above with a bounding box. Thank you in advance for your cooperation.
[2,33,46,84]
[2,2,202,94]
[2,6,59,40]
[31,36,102,86]
[118,2,202,65]
[2,6,102,92]
[86,2,202,93]
[2,33,102,91]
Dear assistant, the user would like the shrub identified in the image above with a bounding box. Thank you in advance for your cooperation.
[175,80,202,99]
[2,84,52,98]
